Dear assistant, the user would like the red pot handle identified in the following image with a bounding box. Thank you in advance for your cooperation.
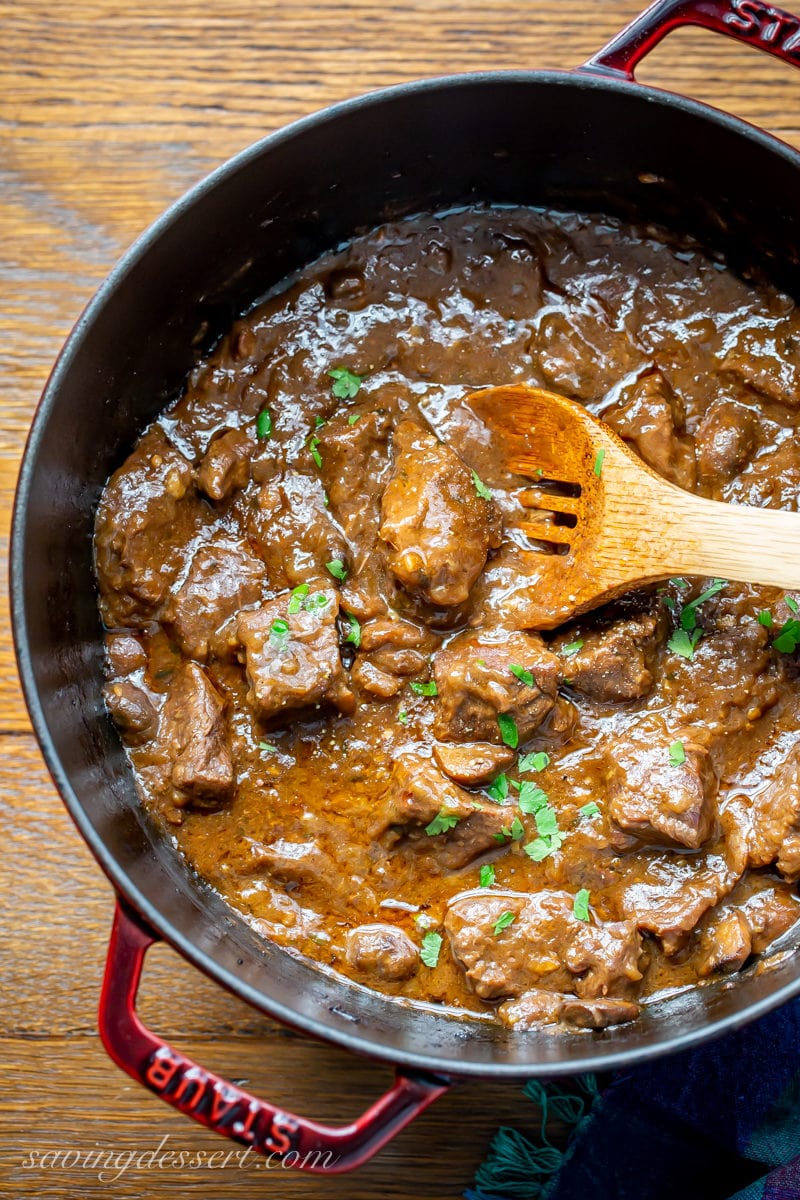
[98,900,450,1174]
[583,0,800,79]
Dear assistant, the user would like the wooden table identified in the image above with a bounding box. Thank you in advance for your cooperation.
[2,2,800,1196]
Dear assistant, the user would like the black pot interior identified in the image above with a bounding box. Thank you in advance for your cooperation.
[13,72,800,1077]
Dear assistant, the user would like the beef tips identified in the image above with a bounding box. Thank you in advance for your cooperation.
[445,890,644,1003]
[103,680,157,743]
[603,371,696,490]
[161,662,234,806]
[372,755,511,870]
[105,633,147,675]
[614,850,740,954]
[721,315,800,409]
[696,878,800,977]
[163,539,266,660]
[697,909,752,976]
[197,428,252,500]
[433,629,559,744]
[379,419,501,606]
[695,399,757,483]
[606,723,716,850]
[722,720,800,878]
[248,471,349,589]
[318,409,393,563]
[351,616,434,699]
[237,589,355,721]
[95,426,202,626]
[530,309,647,406]
[558,997,641,1029]
[345,923,420,983]
[433,741,516,787]
[554,612,659,702]
[498,990,640,1030]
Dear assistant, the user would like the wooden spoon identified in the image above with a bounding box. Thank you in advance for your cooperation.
[467,384,800,630]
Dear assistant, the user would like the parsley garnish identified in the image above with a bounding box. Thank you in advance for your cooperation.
[510,664,535,687]
[347,413,361,426]
[410,680,437,697]
[315,415,326,429]
[304,592,330,612]
[593,449,605,477]
[497,713,519,749]
[774,619,800,654]
[476,658,488,668]
[398,709,409,725]
[420,931,442,968]
[561,640,583,658]
[287,583,309,615]
[479,864,495,888]
[518,783,548,815]
[326,559,348,582]
[328,366,363,399]
[758,610,774,628]
[472,470,493,501]
[493,911,516,936]
[668,627,703,659]
[308,434,323,468]
[579,801,600,819]
[519,751,550,773]
[788,597,800,615]
[344,612,361,648]
[486,774,509,802]
[524,834,563,861]
[573,889,591,923]
[669,739,686,767]
[425,809,460,836]
[256,409,272,439]
[258,741,277,753]
[510,815,525,840]
[680,579,726,631]
[269,618,290,648]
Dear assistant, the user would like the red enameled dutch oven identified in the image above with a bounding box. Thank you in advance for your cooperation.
[11,0,800,1173]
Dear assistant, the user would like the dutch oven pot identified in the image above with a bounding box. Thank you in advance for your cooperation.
[12,0,800,1173]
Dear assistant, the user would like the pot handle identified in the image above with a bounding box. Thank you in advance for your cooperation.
[582,0,800,79]
[98,900,450,1174]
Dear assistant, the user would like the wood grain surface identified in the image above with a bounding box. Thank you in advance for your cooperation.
[2,2,800,1197]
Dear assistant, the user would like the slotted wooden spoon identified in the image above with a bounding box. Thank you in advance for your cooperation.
[468,384,800,630]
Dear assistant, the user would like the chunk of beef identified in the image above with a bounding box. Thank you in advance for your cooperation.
[161,662,234,806]
[723,440,800,512]
[379,419,501,606]
[722,715,800,878]
[695,399,757,483]
[345,923,419,983]
[433,742,516,787]
[237,589,354,721]
[530,309,647,406]
[603,371,696,490]
[613,849,740,954]
[721,315,800,409]
[559,997,641,1029]
[606,722,716,850]
[433,630,559,744]
[163,539,266,660]
[248,472,349,589]
[497,989,566,1029]
[697,910,752,977]
[95,426,202,626]
[372,755,511,870]
[105,633,147,675]
[351,616,434,699]
[696,878,800,977]
[103,680,157,743]
[741,880,800,953]
[553,613,659,702]
[318,409,393,566]
[197,428,251,500]
[445,890,644,1002]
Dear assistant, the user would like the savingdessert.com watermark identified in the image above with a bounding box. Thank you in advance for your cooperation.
[18,1136,339,1181]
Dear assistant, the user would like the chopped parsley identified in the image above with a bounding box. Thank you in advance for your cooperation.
[479,864,495,888]
[667,627,703,659]
[518,782,548,815]
[410,680,438,697]
[347,413,362,425]
[287,583,309,615]
[476,658,488,668]
[304,591,330,612]
[519,750,550,773]
[510,664,535,687]
[524,833,563,861]
[509,815,525,841]
[679,579,726,632]
[308,434,323,467]
[493,828,514,843]
[256,408,272,439]
[269,618,290,648]
[758,610,774,628]
[315,415,326,429]
[258,741,278,754]
[472,469,493,501]
[398,709,409,725]
[535,805,560,839]
[593,449,605,477]
[425,809,460,836]
[419,931,442,968]
[326,559,348,582]
[670,577,689,589]
[669,739,686,767]
[788,596,800,615]
[774,619,800,654]
[343,612,361,648]
[486,773,509,802]
[561,640,583,658]
[497,712,519,749]
[573,889,591,923]
[328,366,363,399]
[492,911,516,936]
[579,801,600,819]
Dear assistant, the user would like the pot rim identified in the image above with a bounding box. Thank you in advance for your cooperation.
[12,66,800,1077]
